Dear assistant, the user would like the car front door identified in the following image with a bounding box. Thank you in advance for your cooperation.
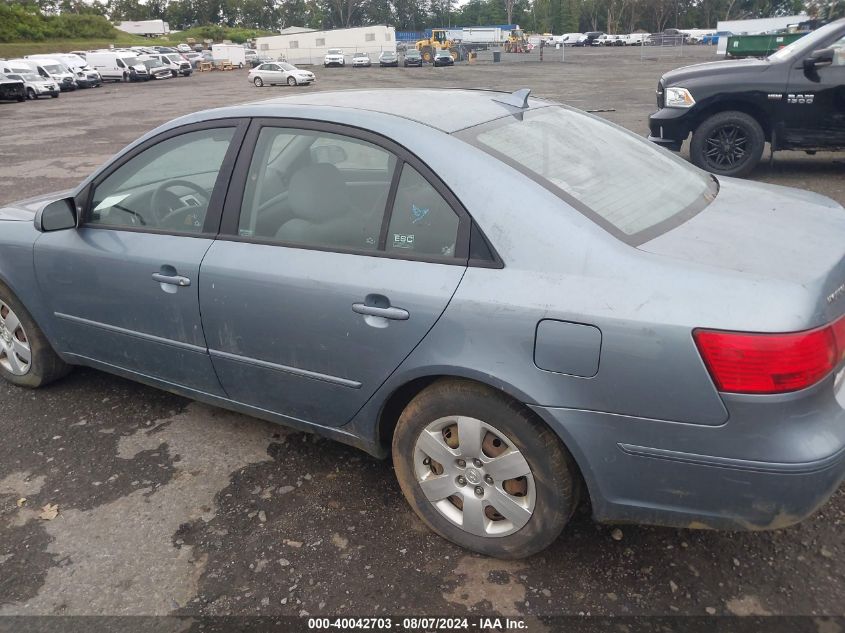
[262,63,282,83]
[199,120,470,428]
[34,120,248,393]
[783,31,845,148]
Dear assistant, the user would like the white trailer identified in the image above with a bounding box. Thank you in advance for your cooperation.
[457,27,504,44]
[716,14,807,35]
[116,20,170,37]
[211,44,247,68]
[256,25,396,66]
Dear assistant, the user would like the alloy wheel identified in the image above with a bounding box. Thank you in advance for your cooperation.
[413,416,535,537]
[0,300,31,375]
[703,124,749,171]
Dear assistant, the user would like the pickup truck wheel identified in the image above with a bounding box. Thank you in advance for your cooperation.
[691,111,765,178]
[392,379,579,559]
[0,285,70,388]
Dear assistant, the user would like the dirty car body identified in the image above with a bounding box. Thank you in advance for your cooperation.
[1,89,845,555]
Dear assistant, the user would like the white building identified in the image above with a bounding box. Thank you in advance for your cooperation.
[716,14,808,35]
[256,25,396,65]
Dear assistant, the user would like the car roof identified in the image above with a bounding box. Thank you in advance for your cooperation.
[251,89,553,133]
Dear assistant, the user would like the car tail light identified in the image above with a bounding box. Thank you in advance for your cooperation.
[693,317,845,394]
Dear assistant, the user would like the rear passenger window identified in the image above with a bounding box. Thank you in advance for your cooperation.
[386,164,459,257]
[238,127,396,251]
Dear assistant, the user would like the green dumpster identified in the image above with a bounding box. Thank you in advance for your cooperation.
[726,32,807,58]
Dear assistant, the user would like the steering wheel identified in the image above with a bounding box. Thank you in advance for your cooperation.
[151,179,209,228]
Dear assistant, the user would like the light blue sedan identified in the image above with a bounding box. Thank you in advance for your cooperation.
[2,88,845,558]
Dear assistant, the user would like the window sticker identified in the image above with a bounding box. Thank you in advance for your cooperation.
[411,204,430,224]
[93,193,130,212]
[393,234,414,249]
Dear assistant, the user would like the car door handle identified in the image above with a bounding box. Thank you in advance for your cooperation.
[151,272,191,287]
[352,303,409,320]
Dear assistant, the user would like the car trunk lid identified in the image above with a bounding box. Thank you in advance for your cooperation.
[640,177,845,323]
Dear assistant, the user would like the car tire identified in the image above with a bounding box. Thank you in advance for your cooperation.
[26,87,36,100]
[51,93,58,98]
[691,110,765,178]
[392,378,579,559]
[0,283,70,389]
[254,77,264,87]
[287,76,297,86]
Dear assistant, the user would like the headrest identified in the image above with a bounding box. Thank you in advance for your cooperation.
[288,162,349,222]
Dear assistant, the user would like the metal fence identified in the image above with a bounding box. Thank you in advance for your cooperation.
[640,35,686,60]
[263,46,397,66]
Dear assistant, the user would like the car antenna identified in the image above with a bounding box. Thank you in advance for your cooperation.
[492,88,531,109]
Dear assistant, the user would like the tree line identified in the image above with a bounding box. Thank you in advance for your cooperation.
[3,0,844,43]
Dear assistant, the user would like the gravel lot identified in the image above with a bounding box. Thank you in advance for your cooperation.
[0,46,843,625]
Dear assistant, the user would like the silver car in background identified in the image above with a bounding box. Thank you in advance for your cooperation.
[4,71,59,99]
[248,62,315,87]
[1,89,844,559]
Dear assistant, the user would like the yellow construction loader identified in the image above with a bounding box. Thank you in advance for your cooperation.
[416,29,458,62]
[504,29,529,53]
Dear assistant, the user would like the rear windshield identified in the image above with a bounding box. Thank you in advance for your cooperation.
[464,105,716,243]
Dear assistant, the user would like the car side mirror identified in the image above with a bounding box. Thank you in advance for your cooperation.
[35,198,77,232]
[804,47,834,72]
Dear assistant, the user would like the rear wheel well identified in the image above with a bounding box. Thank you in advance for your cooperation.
[693,100,772,142]
[377,376,439,450]
[377,375,588,507]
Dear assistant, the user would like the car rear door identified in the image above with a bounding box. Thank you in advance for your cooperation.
[199,119,470,428]
[34,119,248,393]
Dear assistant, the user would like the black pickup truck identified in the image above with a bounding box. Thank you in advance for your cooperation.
[648,18,845,177]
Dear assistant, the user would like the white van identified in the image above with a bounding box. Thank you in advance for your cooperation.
[27,54,101,88]
[10,57,76,91]
[211,44,247,68]
[625,33,648,45]
[0,59,34,76]
[558,33,585,46]
[86,51,149,82]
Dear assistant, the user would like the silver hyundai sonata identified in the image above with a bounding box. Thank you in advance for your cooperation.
[2,88,845,559]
